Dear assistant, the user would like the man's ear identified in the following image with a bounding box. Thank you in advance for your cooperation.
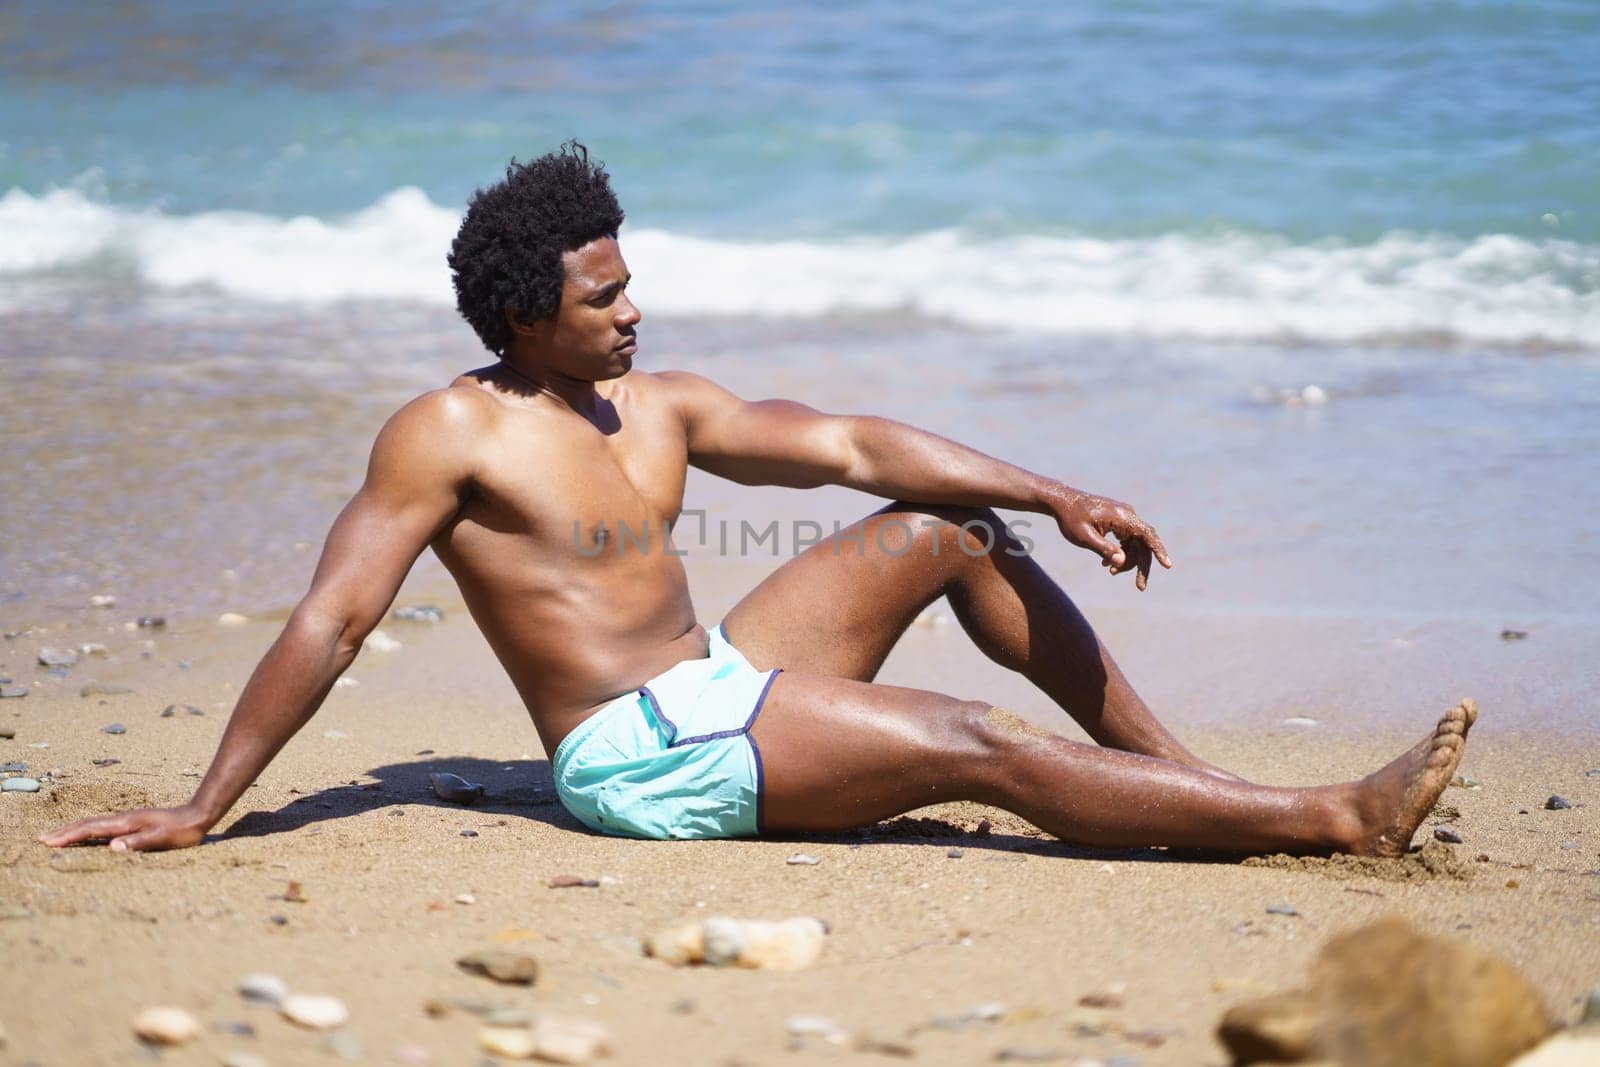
[505,307,545,338]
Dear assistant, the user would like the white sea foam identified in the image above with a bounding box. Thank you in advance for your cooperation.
[3,186,1597,348]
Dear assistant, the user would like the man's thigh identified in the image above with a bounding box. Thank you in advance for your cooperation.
[723,503,995,680]
[749,671,998,833]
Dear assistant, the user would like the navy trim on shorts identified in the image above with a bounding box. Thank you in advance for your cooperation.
[645,666,782,836]
[666,668,783,749]
[638,685,677,736]
[748,733,767,835]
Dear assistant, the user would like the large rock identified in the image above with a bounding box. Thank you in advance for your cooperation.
[1218,916,1551,1066]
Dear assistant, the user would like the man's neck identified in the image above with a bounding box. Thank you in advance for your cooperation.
[498,355,601,415]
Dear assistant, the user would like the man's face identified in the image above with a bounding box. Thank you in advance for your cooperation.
[523,236,641,381]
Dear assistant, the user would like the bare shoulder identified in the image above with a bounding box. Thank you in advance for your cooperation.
[649,368,721,394]
[367,385,494,481]
[645,369,742,420]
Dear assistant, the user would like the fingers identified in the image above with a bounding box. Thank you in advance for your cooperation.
[1143,524,1173,571]
[1077,525,1126,570]
[1108,512,1172,591]
[38,812,143,848]
[111,827,164,852]
[1110,538,1152,590]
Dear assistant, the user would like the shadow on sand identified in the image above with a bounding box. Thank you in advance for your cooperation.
[217,756,583,841]
[210,756,1225,866]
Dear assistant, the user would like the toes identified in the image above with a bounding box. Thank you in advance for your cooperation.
[1436,705,1470,737]
[1459,697,1479,729]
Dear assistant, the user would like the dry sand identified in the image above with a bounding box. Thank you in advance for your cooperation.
[3,580,1598,1066]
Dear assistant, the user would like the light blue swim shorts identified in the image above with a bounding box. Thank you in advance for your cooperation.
[552,624,781,840]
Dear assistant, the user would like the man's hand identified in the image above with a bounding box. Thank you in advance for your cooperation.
[1050,488,1173,591]
[39,804,212,852]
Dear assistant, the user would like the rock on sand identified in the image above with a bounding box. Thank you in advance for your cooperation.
[646,916,827,970]
[479,1018,611,1063]
[132,1007,200,1046]
[281,993,349,1030]
[1218,916,1550,1066]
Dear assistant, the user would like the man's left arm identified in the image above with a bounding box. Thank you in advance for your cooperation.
[662,372,1172,589]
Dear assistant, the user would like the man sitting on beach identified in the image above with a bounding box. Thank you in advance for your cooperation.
[42,142,1474,855]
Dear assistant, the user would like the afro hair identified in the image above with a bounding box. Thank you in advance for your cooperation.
[448,141,625,355]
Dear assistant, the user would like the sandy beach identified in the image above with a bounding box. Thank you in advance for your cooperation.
[4,5,1600,1061]
[4,576,1597,1065]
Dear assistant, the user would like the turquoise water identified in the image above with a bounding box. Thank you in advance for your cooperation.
[2,1,1597,344]
[2,3,1598,653]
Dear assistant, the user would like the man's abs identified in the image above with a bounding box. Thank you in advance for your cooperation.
[434,515,706,755]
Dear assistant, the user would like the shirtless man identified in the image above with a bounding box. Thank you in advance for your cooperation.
[42,143,1474,855]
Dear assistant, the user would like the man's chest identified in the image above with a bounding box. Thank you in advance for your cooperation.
[466,405,690,540]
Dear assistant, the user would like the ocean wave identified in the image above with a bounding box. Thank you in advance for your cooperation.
[3,186,1597,348]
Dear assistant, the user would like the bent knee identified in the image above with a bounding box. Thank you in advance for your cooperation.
[874,503,1008,559]
[937,699,1038,760]
[946,703,1069,791]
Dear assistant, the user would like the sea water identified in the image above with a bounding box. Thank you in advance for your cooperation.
[1,3,1597,723]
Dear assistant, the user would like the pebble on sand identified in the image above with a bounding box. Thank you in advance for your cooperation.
[647,916,828,971]
[479,1019,612,1063]
[218,612,249,625]
[101,723,126,735]
[325,1029,365,1060]
[457,948,540,985]
[1266,904,1300,917]
[37,648,78,668]
[454,892,477,905]
[429,771,485,804]
[281,993,349,1030]
[160,704,205,717]
[1078,991,1126,1010]
[1281,717,1320,727]
[80,683,133,697]
[363,629,402,653]
[548,874,600,888]
[1544,795,1572,810]
[393,605,446,623]
[786,1015,849,1044]
[136,616,166,629]
[1434,827,1465,844]
[237,972,289,1007]
[786,853,821,865]
[132,1007,201,1046]
[90,594,117,608]
[221,1052,269,1067]
[0,684,27,699]
[3,778,41,792]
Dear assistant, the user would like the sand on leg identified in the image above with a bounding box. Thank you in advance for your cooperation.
[749,678,1476,857]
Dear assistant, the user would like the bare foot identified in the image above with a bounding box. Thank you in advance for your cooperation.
[1352,698,1477,857]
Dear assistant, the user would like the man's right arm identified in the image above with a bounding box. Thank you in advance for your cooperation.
[39,390,481,851]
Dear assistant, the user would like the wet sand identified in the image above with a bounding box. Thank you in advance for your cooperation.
[3,593,1598,1066]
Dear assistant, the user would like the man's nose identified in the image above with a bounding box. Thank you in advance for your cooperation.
[616,294,642,328]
